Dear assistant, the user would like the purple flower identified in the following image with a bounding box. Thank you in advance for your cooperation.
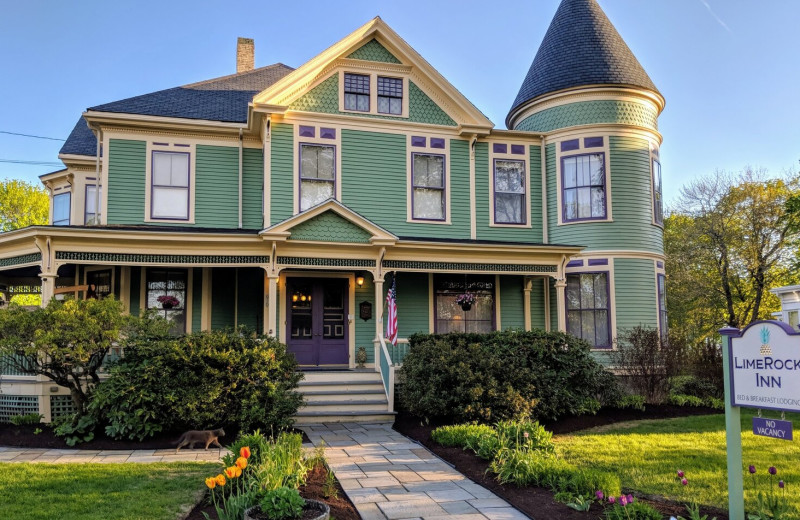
[677,470,685,478]
[749,465,756,474]
[769,466,777,475]
[596,490,604,500]
[609,496,616,504]
[779,480,785,489]
[681,478,688,486]
[620,495,628,506]
[627,494,634,504]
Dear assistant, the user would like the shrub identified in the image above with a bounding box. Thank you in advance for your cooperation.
[613,327,687,403]
[616,394,646,411]
[431,424,495,448]
[401,330,620,422]
[669,375,721,400]
[9,412,42,426]
[705,397,724,410]
[91,322,303,440]
[667,394,705,407]
[258,487,305,520]
[689,339,724,396]
[603,500,662,520]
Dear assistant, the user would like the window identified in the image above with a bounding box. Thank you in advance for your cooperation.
[788,310,800,330]
[146,269,187,334]
[657,273,668,341]
[85,185,101,225]
[300,144,336,211]
[494,159,526,224]
[412,153,445,220]
[435,275,494,333]
[653,158,663,225]
[562,153,606,221]
[86,269,112,299]
[52,192,71,226]
[151,151,189,220]
[344,73,370,112]
[566,272,610,348]
[377,76,402,115]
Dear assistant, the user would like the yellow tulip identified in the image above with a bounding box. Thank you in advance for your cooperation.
[234,466,242,478]
[205,477,216,489]
[235,457,248,469]
[215,474,226,486]
[240,446,251,459]
[224,467,237,479]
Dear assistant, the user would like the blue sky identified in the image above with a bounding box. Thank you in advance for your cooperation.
[1,0,798,203]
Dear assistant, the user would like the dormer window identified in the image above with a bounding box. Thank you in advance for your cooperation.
[344,73,370,112]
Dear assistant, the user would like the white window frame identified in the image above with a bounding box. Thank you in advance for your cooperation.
[555,135,613,226]
[144,142,196,224]
[489,142,531,227]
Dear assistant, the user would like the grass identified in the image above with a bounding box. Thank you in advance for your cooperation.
[557,411,800,518]
[0,462,217,520]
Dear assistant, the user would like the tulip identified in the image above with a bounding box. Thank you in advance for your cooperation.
[205,477,216,489]
[779,480,785,489]
[609,496,616,504]
[240,446,251,459]
[225,467,237,479]
[595,490,604,501]
[677,470,684,478]
[235,456,248,469]
[620,495,628,506]
[749,465,756,474]
[681,478,688,486]
[215,474,226,487]
[627,494,634,504]
[235,466,242,477]
[523,432,529,438]
[769,466,777,475]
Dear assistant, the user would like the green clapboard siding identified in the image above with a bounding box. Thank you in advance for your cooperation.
[347,39,401,63]
[355,276,376,364]
[549,278,558,332]
[395,272,429,337]
[614,258,658,331]
[192,268,202,332]
[107,139,146,224]
[243,148,264,229]
[475,144,544,243]
[211,268,236,329]
[271,123,294,224]
[340,129,470,239]
[530,277,547,330]
[515,100,658,133]
[289,211,372,243]
[289,75,456,126]
[546,137,663,253]
[236,268,263,331]
[499,275,525,330]
[195,145,238,228]
[129,266,141,316]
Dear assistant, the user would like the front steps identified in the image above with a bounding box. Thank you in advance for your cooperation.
[294,370,396,424]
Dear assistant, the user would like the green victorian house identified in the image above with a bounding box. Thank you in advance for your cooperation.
[0,0,666,423]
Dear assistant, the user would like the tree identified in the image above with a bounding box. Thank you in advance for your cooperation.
[0,298,127,414]
[666,168,798,341]
[0,178,49,231]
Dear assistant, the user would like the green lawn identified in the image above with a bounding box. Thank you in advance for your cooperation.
[557,411,800,518]
[0,462,217,520]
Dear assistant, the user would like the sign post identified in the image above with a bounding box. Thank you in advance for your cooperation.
[720,321,800,520]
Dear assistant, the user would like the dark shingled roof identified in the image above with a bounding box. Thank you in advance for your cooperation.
[60,63,294,157]
[508,0,660,122]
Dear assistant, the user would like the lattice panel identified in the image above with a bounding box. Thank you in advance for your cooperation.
[0,395,39,423]
[50,395,77,421]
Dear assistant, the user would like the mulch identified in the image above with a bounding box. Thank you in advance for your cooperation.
[393,406,730,520]
[184,463,359,520]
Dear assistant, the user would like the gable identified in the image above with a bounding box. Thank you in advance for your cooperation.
[347,38,401,64]
[288,74,456,126]
[288,210,373,243]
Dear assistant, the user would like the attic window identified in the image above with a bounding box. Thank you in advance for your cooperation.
[377,76,402,115]
[344,73,370,112]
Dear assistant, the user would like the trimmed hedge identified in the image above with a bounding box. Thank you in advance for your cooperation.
[401,330,620,422]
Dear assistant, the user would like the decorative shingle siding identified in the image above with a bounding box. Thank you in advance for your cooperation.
[196,145,239,228]
[289,211,373,243]
[614,258,657,330]
[395,272,429,337]
[243,148,264,229]
[499,275,525,330]
[515,100,658,133]
[289,75,456,126]
[270,123,294,224]
[107,139,146,224]
[347,38,401,63]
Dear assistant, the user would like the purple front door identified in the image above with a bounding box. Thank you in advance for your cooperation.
[287,278,349,367]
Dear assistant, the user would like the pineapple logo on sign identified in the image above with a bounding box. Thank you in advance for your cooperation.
[760,326,772,356]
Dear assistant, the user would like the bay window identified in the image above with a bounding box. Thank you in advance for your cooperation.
[566,272,610,348]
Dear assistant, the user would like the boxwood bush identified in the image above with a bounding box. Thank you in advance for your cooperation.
[400,330,620,422]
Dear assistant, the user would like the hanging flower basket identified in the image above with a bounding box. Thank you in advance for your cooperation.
[157,295,180,310]
[455,292,476,311]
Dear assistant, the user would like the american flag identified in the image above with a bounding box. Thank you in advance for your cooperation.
[386,275,398,346]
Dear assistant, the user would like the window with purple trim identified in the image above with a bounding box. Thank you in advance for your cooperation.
[494,159,526,224]
[412,153,445,220]
[566,272,610,348]
[52,192,71,226]
[652,158,663,225]
[151,151,189,220]
[657,273,668,342]
[344,73,370,112]
[85,185,101,225]
[146,268,187,335]
[562,153,606,221]
[434,275,494,333]
[377,76,402,115]
[300,144,335,211]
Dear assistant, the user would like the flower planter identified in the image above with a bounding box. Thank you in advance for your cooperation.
[244,499,330,520]
[461,303,472,311]
[161,303,174,310]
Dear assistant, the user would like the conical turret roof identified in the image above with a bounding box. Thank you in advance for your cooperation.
[508,0,661,125]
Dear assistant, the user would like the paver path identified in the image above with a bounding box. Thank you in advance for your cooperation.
[0,445,225,463]
[301,423,527,520]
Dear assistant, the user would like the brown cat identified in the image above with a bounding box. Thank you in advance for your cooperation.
[174,428,225,452]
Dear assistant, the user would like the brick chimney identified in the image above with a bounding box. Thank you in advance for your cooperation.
[237,37,254,73]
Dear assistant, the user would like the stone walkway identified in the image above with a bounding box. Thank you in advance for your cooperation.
[0,445,225,463]
[300,423,527,520]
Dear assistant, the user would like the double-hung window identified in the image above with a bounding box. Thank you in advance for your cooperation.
[300,144,336,211]
[412,153,445,221]
[377,76,402,115]
[85,185,100,225]
[494,159,526,224]
[344,73,370,112]
[151,151,190,220]
[52,192,71,226]
[562,153,606,221]
[566,272,610,348]
[652,158,663,225]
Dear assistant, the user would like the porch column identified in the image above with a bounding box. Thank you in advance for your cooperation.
[267,274,279,337]
[39,273,58,307]
[523,276,533,331]
[374,275,384,340]
[554,278,567,333]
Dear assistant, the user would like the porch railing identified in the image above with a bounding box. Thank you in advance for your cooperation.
[388,340,410,365]
[374,336,396,413]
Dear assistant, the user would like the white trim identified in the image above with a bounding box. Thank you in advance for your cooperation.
[186,267,194,332]
[202,267,212,331]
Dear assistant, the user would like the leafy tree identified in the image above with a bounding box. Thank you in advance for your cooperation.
[0,178,49,231]
[0,298,127,413]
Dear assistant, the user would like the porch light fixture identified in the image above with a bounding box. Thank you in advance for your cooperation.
[292,292,299,302]
[356,276,365,287]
